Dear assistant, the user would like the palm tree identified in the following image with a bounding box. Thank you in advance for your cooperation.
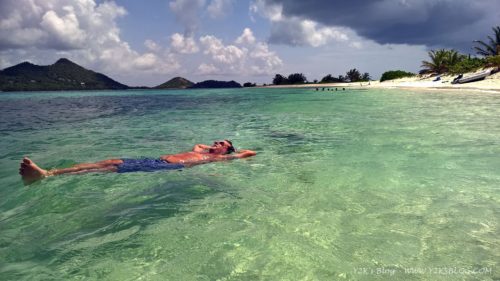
[346,68,361,82]
[361,72,371,81]
[421,49,449,74]
[473,26,500,56]
[445,49,463,66]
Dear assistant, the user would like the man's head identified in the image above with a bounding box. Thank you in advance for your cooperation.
[210,139,235,154]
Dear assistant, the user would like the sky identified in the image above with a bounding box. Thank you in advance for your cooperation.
[0,0,498,86]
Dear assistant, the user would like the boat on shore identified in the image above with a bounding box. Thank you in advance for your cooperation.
[452,70,490,84]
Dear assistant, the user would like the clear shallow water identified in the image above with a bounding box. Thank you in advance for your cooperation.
[0,88,499,280]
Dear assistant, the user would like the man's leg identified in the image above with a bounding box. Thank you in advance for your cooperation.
[19,157,123,184]
[63,159,123,170]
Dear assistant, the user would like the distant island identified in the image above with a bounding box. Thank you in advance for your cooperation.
[0,59,243,92]
[0,58,128,91]
[155,77,194,89]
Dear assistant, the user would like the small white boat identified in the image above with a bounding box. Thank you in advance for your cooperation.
[454,71,490,84]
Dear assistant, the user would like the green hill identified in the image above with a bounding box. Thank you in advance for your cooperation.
[0,58,129,91]
[155,77,194,89]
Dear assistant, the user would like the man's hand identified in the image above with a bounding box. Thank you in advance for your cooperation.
[235,149,257,158]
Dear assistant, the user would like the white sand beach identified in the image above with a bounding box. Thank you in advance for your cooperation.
[264,68,500,93]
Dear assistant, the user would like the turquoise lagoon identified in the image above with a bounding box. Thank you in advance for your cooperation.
[0,88,499,280]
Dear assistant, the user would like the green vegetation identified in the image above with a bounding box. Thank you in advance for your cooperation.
[320,74,344,83]
[486,55,500,68]
[287,73,307,84]
[273,70,371,85]
[190,80,242,88]
[448,57,485,74]
[0,58,128,91]
[343,69,370,82]
[421,49,487,75]
[272,73,307,85]
[418,26,500,77]
[421,49,458,74]
[272,74,288,85]
[345,68,370,82]
[243,82,256,87]
[345,69,361,82]
[155,77,194,89]
[380,70,415,82]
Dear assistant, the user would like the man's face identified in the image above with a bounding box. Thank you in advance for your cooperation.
[210,140,231,154]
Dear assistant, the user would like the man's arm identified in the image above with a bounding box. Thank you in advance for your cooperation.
[192,144,212,152]
[180,149,256,167]
[220,149,256,160]
[234,149,257,158]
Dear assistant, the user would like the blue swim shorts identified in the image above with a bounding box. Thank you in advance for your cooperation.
[117,158,185,173]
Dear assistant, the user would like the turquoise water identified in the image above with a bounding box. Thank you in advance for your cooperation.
[0,88,499,280]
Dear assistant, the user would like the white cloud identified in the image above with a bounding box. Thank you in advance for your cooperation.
[350,41,363,49]
[235,28,256,45]
[250,0,352,47]
[40,8,86,49]
[170,33,199,54]
[299,20,349,47]
[0,0,283,84]
[200,35,247,65]
[169,0,205,35]
[144,39,161,52]
[249,42,283,74]
[207,0,233,19]
[0,0,180,84]
[199,30,282,76]
[197,63,219,75]
[250,0,283,21]
[133,53,159,70]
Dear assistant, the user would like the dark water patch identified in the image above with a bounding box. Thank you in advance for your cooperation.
[267,131,306,142]
[0,93,250,133]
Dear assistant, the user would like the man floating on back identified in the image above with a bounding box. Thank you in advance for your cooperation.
[19,140,256,184]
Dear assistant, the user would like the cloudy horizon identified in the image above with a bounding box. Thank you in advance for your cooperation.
[0,0,498,86]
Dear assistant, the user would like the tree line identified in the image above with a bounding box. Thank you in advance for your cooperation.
[380,25,500,82]
[272,69,371,85]
[267,25,499,85]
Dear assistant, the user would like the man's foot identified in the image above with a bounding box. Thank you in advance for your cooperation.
[19,157,49,185]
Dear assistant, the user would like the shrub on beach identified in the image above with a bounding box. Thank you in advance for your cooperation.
[287,73,307,84]
[448,57,485,74]
[272,73,307,85]
[380,70,415,82]
[485,55,500,69]
[420,48,491,75]
[272,74,289,85]
[243,82,256,87]
[320,74,345,83]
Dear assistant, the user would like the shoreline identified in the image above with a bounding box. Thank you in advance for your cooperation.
[261,69,500,93]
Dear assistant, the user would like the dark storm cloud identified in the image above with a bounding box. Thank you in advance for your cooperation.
[265,0,499,50]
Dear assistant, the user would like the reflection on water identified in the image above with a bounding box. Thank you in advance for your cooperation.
[0,88,499,280]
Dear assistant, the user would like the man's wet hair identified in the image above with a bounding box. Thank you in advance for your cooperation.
[225,139,235,154]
